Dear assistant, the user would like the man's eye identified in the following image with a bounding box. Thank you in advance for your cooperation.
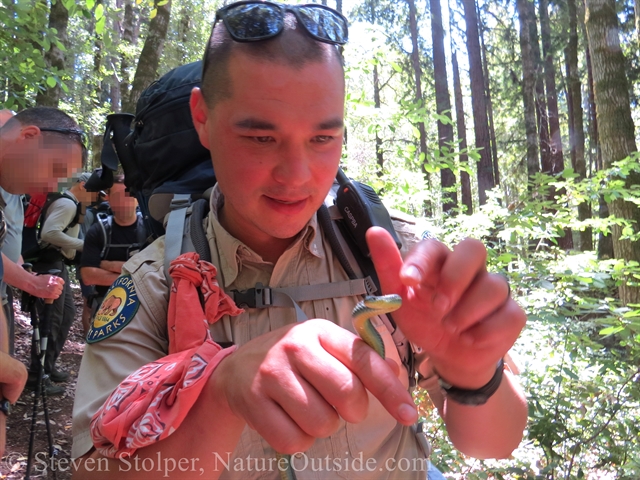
[313,135,333,144]
[253,136,273,143]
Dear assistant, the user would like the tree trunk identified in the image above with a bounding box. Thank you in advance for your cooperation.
[478,7,499,186]
[566,0,592,251]
[635,0,640,42]
[35,0,69,107]
[462,0,494,205]
[585,36,612,259]
[526,0,552,177]
[119,0,136,111]
[407,0,431,215]
[369,1,384,176]
[540,0,572,249]
[539,0,564,175]
[124,0,172,113]
[430,0,457,214]
[585,0,640,304]
[373,64,384,175]
[517,0,540,181]
[452,52,473,215]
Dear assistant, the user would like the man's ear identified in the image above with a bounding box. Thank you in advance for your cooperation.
[19,125,41,141]
[190,87,211,150]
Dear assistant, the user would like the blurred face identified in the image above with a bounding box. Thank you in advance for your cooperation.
[0,127,82,195]
[0,110,13,127]
[191,51,345,258]
[108,182,138,220]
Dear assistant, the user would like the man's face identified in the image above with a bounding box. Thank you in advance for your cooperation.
[192,52,345,254]
[1,131,83,195]
[108,182,138,220]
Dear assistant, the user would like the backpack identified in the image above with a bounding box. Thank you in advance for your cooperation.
[22,192,82,263]
[100,61,214,240]
[95,212,148,260]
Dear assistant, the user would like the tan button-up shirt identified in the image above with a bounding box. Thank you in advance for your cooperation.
[73,187,430,479]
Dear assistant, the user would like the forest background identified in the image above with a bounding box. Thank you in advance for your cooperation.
[2,0,640,477]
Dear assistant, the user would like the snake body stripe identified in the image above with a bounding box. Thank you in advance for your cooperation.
[277,293,403,480]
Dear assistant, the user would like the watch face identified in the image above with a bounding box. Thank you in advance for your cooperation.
[0,399,10,416]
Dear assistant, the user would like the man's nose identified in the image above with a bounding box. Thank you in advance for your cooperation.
[272,142,312,187]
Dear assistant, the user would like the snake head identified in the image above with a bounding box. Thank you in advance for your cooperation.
[362,294,402,313]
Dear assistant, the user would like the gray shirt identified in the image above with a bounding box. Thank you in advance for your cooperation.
[40,190,83,259]
[0,188,21,304]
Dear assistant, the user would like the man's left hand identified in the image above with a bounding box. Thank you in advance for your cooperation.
[367,227,526,389]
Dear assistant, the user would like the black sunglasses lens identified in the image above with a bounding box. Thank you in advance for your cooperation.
[297,6,348,44]
[224,3,283,41]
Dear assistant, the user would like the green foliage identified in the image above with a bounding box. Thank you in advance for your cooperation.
[381,157,640,479]
[0,0,55,109]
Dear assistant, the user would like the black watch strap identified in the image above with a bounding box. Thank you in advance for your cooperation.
[439,359,505,406]
[0,397,11,416]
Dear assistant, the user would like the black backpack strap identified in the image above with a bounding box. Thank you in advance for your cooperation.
[97,212,112,258]
[317,194,417,388]
[135,212,147,248]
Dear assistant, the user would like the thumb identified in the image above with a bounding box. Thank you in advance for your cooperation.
[366,227,404,296]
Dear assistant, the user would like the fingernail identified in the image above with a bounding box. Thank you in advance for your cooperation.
[398,403,418,423]
[403,265,422,283]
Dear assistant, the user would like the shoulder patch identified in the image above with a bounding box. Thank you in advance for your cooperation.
[86,274,140,344]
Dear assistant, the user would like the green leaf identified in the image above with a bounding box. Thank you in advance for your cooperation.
[46,76,57,88]
[96,15,106,34]
[95,3,104,19]
[599,325,624,335]
[86,0,95,9]
[150,7,157,19]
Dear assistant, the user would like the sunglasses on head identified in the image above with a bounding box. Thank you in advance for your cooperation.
[214,1,349,46]
[39,127,88,149]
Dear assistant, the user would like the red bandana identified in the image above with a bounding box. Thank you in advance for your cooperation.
[90,252,243,458]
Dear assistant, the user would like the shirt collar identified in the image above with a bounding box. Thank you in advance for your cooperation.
[206,186,325,288]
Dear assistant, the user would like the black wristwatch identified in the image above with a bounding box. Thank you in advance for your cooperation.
[0,397,11,416]
[439,359,505,406]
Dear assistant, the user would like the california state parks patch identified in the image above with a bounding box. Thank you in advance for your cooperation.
[87,275,140,344]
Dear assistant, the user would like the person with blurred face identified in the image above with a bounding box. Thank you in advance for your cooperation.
[80,175,144,325]
[0,110,66,357]
[26,171,95,396]
[0,106,84,456]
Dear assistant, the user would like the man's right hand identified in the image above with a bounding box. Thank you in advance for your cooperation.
[27,273,64,300]
[211,319,418,454]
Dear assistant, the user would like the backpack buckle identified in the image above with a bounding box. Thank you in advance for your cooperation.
[363,276,378,295]
[231,283,272,309]
[169,195,192,211]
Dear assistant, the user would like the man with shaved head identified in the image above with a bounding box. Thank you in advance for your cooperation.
[0,106,84,455]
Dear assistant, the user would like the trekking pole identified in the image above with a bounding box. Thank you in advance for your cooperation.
[24,264,60,480]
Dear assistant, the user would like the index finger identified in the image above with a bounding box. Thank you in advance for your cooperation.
[320,328,418,426]
[366,227,449,291]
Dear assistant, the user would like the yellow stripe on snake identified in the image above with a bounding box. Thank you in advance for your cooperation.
[276,294,403,480]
